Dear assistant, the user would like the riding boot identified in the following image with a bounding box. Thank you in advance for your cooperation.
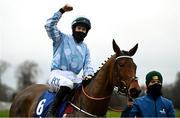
[46,86,71,117]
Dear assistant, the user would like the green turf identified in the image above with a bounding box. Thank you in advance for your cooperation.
[0,110,9,117]
[106,110,121,117]
[176,109,180,117]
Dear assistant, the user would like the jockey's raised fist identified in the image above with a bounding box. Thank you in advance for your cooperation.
[62,4,73,12]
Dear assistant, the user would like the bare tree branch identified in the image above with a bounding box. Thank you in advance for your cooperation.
[16,60,40,90]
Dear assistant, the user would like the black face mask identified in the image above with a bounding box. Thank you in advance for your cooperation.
[73,31,87,43]
[147,83,162,100]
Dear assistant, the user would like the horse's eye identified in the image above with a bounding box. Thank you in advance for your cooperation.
[118,64,124,67]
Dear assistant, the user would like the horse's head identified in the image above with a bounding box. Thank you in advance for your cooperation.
[112,40,141,100]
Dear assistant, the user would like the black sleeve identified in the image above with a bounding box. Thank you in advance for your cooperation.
[59,8,65,14]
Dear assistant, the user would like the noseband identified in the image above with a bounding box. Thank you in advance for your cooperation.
[115,55,138,96]
[117,77,138,96]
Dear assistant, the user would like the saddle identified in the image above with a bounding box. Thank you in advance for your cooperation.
[34,84,81,117]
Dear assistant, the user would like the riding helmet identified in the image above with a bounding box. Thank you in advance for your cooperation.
[72,17,91,31]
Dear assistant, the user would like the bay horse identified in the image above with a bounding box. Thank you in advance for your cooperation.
[9,40,141,117]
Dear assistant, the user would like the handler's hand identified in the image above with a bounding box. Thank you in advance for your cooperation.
[62,4,73,12]
[127,98,134,108]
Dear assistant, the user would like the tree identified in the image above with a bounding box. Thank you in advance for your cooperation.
[0,84,14,101]
[172,72,180,109]
[0,60,10,83]
[16,60,40,90]
[162,84,174,100]
[0,60,11,101]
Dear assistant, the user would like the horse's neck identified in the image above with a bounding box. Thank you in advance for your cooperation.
[72,56,116,116]
[87,55,115,97]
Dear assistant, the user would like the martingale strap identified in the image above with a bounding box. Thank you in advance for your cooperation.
[82,86,110,100]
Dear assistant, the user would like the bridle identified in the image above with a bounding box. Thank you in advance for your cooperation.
[81,55,138,100]
[116,77,138,96]
[114,55,138,96]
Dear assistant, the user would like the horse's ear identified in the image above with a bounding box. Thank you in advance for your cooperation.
[128,43,138,56]
[113,39,121,56]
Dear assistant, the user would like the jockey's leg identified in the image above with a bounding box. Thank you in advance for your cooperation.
[46,86,71,117]
[47,71,74,117]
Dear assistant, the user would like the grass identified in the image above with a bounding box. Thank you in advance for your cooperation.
[176,109,180,117]
[0,109,180,117]
[106,110,121,117]
[0,110,9,117]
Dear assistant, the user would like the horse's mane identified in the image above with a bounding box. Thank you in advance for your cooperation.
[93,50,130,77]
[93,54,115,77]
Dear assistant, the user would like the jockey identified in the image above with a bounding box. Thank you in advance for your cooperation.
[45,4,94,117]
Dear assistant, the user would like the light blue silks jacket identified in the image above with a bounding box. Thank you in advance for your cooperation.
[45,11,94,77]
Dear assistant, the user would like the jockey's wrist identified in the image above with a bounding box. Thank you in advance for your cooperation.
[59,8,65,14]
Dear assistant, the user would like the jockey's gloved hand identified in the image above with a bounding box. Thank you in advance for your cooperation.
[82,75,93,87]
[83,75,93,80]
[60,4,73,13]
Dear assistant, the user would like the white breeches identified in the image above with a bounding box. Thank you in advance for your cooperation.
[48,70,82,92]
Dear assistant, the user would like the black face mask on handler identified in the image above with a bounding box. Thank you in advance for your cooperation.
[73,31,87,43]
[147,83,162,100]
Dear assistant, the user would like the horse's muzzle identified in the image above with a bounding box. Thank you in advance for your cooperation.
[129,88,141,98]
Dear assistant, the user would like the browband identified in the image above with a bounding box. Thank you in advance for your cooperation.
[116,56,132,60]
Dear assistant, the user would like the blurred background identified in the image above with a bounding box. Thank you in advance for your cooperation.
[0,0,180,116]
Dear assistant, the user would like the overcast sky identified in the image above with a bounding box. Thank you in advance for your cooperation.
[0,0,180,89]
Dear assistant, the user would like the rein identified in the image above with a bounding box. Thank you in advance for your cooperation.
[82,86,111,100]
[69,102,97,117]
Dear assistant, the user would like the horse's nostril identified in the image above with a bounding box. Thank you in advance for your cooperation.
[130,88,136,95]
[130,88,141,98]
